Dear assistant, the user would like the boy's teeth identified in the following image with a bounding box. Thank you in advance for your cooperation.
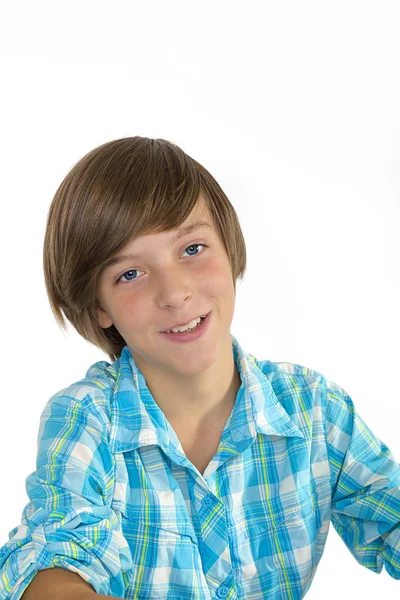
[167,316,203,333]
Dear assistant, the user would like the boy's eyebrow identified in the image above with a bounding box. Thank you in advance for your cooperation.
[102,220,212,272]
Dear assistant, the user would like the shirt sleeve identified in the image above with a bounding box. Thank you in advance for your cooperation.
[0,391,133,599]
[325,379,400,579]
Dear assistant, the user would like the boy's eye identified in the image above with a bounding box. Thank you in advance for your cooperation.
[116,243,207,284]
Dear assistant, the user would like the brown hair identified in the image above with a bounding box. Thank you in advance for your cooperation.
[43,136,247,362]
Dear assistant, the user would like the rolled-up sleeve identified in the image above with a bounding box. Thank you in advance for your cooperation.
[326,379,400,579]
[0,391,133,599]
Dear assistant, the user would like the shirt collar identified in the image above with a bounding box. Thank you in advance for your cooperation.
[109,334,304,454]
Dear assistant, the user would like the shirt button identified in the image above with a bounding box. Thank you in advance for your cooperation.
[216,586,229,598]
[201,495,214,508]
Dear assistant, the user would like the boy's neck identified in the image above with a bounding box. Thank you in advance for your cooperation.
[132,338,242,431]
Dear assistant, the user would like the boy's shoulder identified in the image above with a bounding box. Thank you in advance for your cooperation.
[42,355,122,424]
[252,355,326,381]
[252,355,346,398]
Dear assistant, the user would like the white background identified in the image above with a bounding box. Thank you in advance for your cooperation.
[1,1,399,598]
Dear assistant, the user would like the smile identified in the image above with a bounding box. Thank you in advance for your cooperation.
[163,312,209,332]
[160,311,211,342]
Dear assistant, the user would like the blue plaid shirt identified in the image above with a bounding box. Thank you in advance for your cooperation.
[1,334,400,599]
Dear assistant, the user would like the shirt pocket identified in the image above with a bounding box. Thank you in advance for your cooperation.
[226,484,321,598]
[227,481,320,586]
[119,490,206,599]
[121,487,198,543]
[228,484,315,547]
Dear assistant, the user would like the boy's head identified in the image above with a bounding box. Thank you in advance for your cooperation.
[43,136,247,363]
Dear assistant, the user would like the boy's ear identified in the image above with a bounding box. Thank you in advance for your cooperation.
[96,305,113,329]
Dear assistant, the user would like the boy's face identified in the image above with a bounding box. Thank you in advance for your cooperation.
[96,196,237,378]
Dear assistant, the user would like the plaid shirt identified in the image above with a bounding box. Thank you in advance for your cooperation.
[1,334,400,599]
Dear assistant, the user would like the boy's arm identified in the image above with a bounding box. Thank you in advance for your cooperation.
[0,391,132,599]
[21,568,96,599]
[325,380,400,579]
[21,568,120,599]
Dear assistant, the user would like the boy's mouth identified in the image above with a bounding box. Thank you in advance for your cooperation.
[162,311,210,333]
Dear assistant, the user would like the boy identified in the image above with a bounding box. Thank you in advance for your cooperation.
[1,136,399,600]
